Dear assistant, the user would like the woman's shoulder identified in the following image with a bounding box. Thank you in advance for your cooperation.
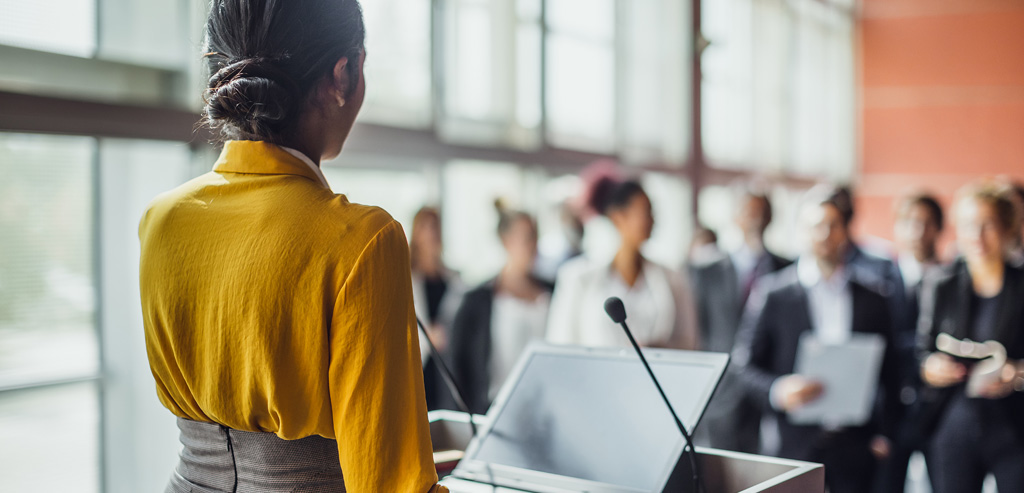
[324,199,396,235]
[306,199,407,266]
[139,172,227,231]
[924,260,964,290]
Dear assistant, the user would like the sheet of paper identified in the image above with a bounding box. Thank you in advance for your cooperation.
[789,332,886,427]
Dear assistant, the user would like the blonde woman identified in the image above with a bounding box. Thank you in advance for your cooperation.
[918,179,1024,493]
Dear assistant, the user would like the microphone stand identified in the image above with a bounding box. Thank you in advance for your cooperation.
[416,317,478,437]
[605,298,704,493]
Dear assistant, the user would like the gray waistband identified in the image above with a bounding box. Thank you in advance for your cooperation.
[166,417,345,493]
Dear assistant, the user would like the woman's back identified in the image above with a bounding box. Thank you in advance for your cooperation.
[141,141,443,491]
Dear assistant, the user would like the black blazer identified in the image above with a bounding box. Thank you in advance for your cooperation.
[736,265,898,460]
[691,250,792,354]
[913,260,1024,444]
[448,277,555,415]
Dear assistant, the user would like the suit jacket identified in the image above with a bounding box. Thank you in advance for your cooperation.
[448,278,555,415]
[913,260,1024,445]
[736,265,898,461]
[690,250,790,432]
[847,245,911,334]
[691,250,792,354]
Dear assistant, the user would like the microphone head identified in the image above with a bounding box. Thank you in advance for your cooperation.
[604,297,627,324]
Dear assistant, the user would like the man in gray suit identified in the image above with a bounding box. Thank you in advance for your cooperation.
[691,188,791,452]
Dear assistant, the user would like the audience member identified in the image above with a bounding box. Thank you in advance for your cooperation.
[688,226,721,267]
[536,201,585,283]
[876,192,946,493]
[820,186,905,301]
[917,180,1024,493]
[547,178,698,350]
[410,206,466,410]
[1007,182,1024,266]
[449,205,553,415]
[736,191,898,493]
[691,187,791,453]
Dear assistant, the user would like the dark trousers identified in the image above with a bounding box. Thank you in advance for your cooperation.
[698,385,761,454]
[873,440,914,493]
[926,397,1024,493]
[811,431,877,493]
[423,357,456,411]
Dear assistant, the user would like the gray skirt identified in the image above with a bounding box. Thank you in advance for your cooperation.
[166,417,346,493]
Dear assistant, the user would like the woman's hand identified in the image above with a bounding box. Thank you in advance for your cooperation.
[870,435,891,460]
[975,361,1019,400]
[922,352,967,388]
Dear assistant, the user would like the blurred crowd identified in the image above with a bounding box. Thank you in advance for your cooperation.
[410,173,1024,493]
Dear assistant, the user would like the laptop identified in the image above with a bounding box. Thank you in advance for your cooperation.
[442,344,729,493]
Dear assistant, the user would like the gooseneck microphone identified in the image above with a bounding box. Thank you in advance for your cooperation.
[604,297,703,493]
[416,316,478,437]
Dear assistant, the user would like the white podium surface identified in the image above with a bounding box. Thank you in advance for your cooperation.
[430,411,824,493]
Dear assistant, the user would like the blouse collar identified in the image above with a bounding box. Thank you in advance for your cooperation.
[213,140,330,188]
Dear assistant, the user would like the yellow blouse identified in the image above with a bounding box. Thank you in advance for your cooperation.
[139,140,446,493]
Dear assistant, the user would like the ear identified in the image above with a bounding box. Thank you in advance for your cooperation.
[330,56,350,107]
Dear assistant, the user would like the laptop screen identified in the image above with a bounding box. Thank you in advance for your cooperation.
[463,349,725,492]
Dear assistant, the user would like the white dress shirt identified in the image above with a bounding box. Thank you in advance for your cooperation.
[730,244,762,287]
[797,256,853,345]
[280,145,329,188]
[489,293,551,399]
[546,256,699,350]
[769,257,853,411]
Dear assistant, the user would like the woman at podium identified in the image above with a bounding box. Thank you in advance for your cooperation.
[138,0,446,491]
[918,180,1024,493]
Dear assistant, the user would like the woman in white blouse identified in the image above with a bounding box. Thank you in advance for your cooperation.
[547,179,699,350]
[449,207,553,413]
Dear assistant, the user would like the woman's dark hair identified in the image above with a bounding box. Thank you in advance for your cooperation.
[203,0,365,143]
[494,199,535,237]
[588,178,646,216]
[896,192,945,232]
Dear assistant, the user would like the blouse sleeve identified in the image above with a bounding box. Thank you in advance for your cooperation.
[329,220,448,493]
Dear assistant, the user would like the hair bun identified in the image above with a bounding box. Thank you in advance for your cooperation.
[588,176,620,215]
[204,58,300,141]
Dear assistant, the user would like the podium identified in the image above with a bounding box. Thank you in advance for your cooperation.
[430,411,824,493]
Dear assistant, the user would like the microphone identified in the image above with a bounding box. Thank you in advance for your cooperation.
[604,297,703,493]
[416,316,478,437]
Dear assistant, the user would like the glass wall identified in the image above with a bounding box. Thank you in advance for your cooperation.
[0,133,100,492]
[701,0,855,179]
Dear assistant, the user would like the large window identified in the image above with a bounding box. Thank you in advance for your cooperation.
[544,0,617,152]
[0,0,97,57]
[619,0,691,165]
[702,0,854,178]
[360,0,434,127]
[0,133,100,493]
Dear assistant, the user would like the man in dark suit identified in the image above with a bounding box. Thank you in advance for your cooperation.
[736,191,898,493]
[691,189,790,453]
[875,193,945,493]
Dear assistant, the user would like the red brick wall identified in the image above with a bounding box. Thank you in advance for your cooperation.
[856,0,1024,257]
